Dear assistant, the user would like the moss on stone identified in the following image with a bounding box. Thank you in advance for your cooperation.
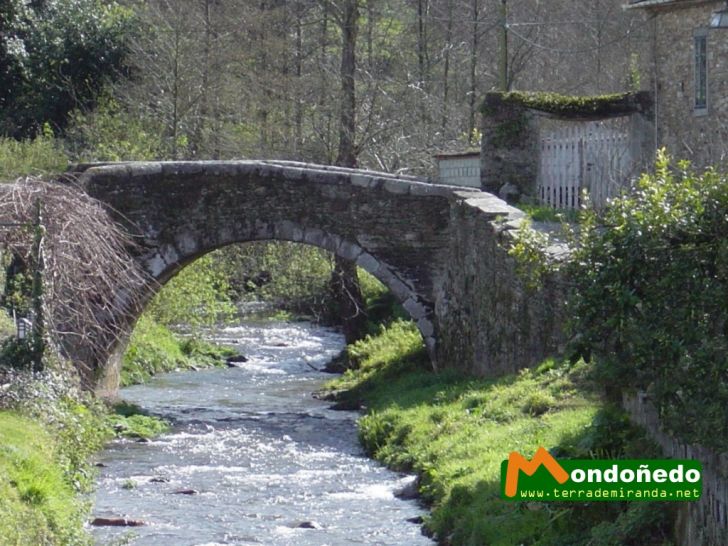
[491,113,528,148]
[482,91,651,119]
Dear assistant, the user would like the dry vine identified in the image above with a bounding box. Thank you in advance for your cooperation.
[0,177,150,387]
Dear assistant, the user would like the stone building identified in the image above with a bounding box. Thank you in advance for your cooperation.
[628,0,728,168]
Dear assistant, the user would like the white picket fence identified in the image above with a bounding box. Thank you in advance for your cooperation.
[537,121,633,209]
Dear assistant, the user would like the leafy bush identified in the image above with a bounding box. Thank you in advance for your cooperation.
[0,132,68,181]
[570,150,728,448]
[0,338,35,370]
[1,0,134,138]
[65,96,163,161]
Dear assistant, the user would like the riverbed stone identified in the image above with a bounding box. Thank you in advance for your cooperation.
[91,517,146,527]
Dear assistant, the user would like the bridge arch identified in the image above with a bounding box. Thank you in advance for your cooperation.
[146,223,436,348]
[78,160,454,393]
[76,159,563,396]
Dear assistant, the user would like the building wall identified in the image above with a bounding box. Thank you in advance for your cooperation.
[640,2,728,168]
[437,156,481,188]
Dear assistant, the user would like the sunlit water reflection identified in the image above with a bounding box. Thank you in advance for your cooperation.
[91,321,433,545]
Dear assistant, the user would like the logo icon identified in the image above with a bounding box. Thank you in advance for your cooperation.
[500,447,703,501]
[504,446,569,497]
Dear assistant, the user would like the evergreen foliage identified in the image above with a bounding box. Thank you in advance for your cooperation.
[0,0,134,138]
[570,150,728,449]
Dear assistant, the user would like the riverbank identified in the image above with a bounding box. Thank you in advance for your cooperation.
[0,364,173,544]
[324,319,676,546]
[121,315,237,386]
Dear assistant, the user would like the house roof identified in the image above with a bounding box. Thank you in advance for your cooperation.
[626,0,721,9]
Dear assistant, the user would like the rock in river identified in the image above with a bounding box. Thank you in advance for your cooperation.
[226,355,249,366]
[91,517,145,527]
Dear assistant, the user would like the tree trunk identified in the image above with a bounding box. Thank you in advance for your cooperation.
[335,0,359,168]
[441,0,453,131]
[332,0,366,343]
[417,0,428,88]
[294,0,303,157]
[468,0,479,143]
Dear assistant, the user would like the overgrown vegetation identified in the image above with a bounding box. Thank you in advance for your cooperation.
[0,411,93,545]
[569,150,728,449]
[0,363,173,544]
[121,315,235,386]
[108,401,170,439]
[519,203,580,223]
[507,219,562,290]
[482,91,649,119]
[0,366,110,545]
[212,242,337,320]
[326,321,675,546]
[0,0,134,138]
[0,131,68,181]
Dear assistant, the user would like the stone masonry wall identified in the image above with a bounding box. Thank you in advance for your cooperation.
[434,190,566,377]
[624,392,728,546]
[480,98,540,202]
[638,1,728,169]
[480,92,653,205]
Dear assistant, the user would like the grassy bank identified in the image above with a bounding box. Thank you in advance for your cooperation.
[0,410,90,545]
[0,369,111,545]
[326,320,675,546]
[0,364,172,545]
[121,315,236,386]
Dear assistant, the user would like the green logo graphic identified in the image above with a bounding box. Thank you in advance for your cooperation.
[501,447,702,501]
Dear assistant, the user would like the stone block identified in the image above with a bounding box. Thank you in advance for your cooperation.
[417,317,435,337]
[356,252,381,275]
[350,174,375,188]
[403,298,428,320]
[303,227,326,247]
[383,179,411,195]
[336,240,363,262]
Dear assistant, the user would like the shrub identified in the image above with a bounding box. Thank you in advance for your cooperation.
[0,133,68,181]
[569,150,728,449]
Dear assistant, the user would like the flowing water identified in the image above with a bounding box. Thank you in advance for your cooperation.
[91,321,434,546]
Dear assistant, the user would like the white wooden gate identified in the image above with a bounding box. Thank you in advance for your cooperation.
[537,120,633,209]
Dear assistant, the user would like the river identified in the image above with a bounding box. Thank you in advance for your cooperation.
[91,321,434,546]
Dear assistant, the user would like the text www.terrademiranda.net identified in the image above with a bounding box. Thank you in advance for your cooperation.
[516,487,701,500]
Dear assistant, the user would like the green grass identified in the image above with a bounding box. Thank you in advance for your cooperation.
[108,401,170,439]
[326,321,675,546]
[0,400,112,546]
[518,203,580,223]
[121,315,236,386]
[0,135,68,182]
[0,412,82,545]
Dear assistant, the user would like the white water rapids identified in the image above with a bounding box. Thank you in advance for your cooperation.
[91,321,434,546]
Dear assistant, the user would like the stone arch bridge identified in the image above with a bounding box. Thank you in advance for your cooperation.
[76,160,563,395]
